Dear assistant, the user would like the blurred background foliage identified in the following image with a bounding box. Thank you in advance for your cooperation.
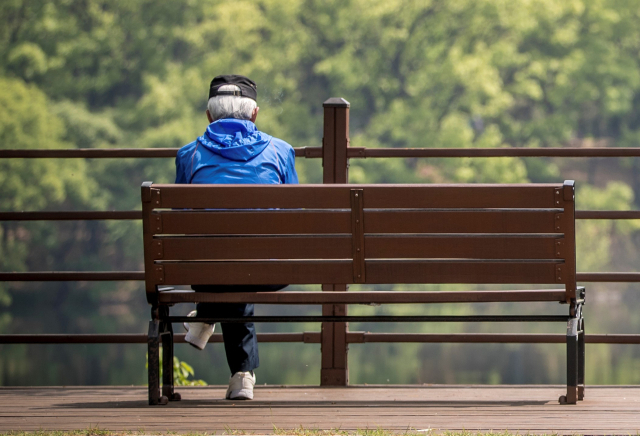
[1,0,640,386]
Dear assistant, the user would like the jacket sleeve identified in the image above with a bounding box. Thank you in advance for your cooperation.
[283,147,299,184]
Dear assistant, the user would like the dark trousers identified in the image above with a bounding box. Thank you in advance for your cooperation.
[192,284,287,375]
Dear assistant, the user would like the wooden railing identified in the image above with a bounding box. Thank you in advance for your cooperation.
[2,97,640,386]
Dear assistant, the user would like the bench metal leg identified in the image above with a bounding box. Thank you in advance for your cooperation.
[560,293,585,405]
[578,317,585,401]
[564,319,579,404]
[148,319,167,405]
[161,320,181,401]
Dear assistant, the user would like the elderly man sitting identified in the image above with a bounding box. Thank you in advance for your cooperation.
[175,74,298,400]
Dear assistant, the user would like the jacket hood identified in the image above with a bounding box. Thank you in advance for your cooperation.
[197,118,271,161]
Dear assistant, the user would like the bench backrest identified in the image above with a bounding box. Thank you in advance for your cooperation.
[141,181,576,303]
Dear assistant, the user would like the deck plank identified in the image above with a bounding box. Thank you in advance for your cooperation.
[0,386,639,434]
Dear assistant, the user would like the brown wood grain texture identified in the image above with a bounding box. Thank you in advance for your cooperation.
[10,270,639,282]
[561,181,577,300]
[365,260,560,284]
[365,235,560,259]
[148,184,559,209]
[321,289,334,371]
[577,272,640,282]
[151,245,568,287]
[1,386,640,432]
[320,286,349,386]
[334,107,349,184]
[157,290,567,304]
[160,260,353,285]
[151,184,351,209]
[156,235,352,260]
[154,210,351,235]
[350,190,365,283]
[576,210,640,219]
[322,108,336,184]
[362,185,558,208]
[142,182,159,304]
[364,209,559,233]
[320,99,350,387]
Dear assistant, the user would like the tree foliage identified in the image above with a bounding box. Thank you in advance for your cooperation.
[1,0,640,386]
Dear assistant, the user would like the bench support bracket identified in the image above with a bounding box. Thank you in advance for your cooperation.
[147,319,166,405]
[560,287,585,405]
[148,305,181,405]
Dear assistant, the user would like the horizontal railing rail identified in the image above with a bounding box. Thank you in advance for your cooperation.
[0,272,144,281]
[0,211,142,220]
[0,333,315,344]
[347,147,640,158]
[4,146,640,159]
[0,147,322,159]
[1,332,639,344]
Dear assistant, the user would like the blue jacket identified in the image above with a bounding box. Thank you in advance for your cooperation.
[175,119,298,185]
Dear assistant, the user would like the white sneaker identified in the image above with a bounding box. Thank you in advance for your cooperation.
[183,310,215,350]
[225,371,256,400]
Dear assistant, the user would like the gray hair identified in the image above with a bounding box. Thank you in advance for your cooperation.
[207,84,257,121]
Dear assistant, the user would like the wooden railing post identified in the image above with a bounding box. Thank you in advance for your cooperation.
[321,98,350,386]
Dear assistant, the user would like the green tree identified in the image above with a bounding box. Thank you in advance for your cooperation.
[2,0,640,386]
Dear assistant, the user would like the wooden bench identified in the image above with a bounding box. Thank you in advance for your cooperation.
[141,180,585,405]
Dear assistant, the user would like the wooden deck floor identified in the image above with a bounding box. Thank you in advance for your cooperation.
[1,385,639,434]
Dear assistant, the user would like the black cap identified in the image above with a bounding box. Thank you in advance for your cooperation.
[209,75,257,101]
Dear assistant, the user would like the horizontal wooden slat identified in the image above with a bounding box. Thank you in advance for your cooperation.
[158,260,352,285]
[364,260,561,284]
[155,210,351,235]
[1,209,634,221]
[364,210,559,234]
[152,184,352,209]
[150,184,563,209]
[362,185,561,208]
[157,290,567,304]
[7,269,639,283]
[365,235,561,259]
[155,260,561,285]
[157,235,352,260]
